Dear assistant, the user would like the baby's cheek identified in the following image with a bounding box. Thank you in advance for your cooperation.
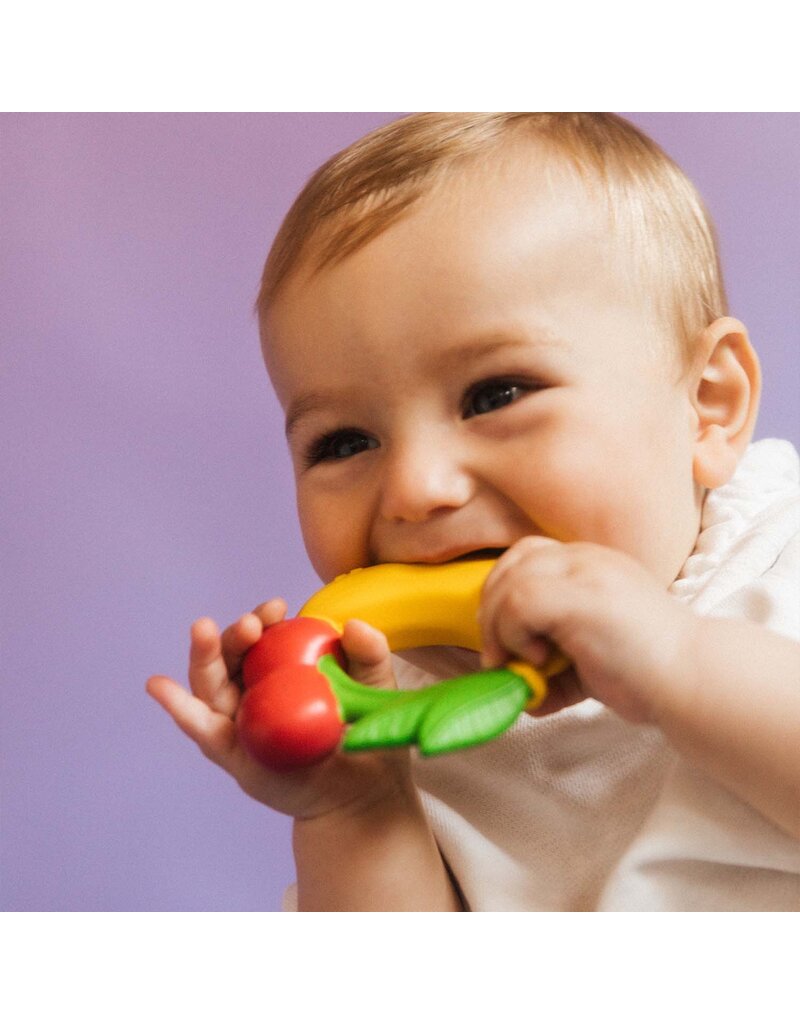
[299,497,369,583]
[510,442,612,543]
[298,503,337,580]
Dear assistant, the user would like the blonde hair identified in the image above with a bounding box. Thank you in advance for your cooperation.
[257,113,728,366]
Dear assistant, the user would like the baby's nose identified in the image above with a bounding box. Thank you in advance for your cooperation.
[378,438,474,523]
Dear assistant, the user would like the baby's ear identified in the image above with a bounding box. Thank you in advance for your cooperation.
[690,317,761,489]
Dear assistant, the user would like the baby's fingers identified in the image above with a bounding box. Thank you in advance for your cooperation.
[188,618,241,717]
[146,674,238,770]
[220,598,288,678]
[481,616,552,671]
[250,597,289,627]
[340,619,396,690]
[479,574,557,670]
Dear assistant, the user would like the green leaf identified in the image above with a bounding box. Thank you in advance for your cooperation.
[417,669,531,756]
[342,690,437,751]
[320,654,534,757]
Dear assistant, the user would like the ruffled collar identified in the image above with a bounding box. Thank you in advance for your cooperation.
[670,438,800,607]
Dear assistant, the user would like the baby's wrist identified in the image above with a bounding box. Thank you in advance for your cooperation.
[291,776,460,912]
[293,766,419,829]
[643,604,702,729]
[292,779,427,875]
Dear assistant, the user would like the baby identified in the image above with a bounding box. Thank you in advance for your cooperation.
[147,113,800,911]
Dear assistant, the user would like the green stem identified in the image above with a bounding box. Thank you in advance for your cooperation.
[318,653,536,756]
[318,654,405,721]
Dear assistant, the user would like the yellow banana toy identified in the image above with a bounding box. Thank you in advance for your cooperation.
[237,559,567,771]
[301,558,496,650]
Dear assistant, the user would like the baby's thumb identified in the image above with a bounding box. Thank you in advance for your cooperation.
[340,619,396,690]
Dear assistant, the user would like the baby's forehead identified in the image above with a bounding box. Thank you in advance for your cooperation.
[327,139,613,251]
[294,148,620,291]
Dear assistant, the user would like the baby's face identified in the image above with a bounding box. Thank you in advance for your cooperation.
[264,148,703,587]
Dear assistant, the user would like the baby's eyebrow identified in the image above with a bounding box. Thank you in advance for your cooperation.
[429,331,567,370]
[285,384,367,439]
[285,391,334,440]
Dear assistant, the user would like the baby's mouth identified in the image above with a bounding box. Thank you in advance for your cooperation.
[448,547,508,563]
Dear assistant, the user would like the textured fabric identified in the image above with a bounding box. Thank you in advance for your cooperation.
[283,439,800,911]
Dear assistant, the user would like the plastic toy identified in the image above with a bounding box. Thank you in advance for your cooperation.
[237,558,567,771]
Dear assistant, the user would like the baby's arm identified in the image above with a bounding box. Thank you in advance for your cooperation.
[480,537,800,840]
[147,607,462,910]
[655,615,800,839]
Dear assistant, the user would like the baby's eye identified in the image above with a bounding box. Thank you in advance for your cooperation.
[305,429,379,466]
[463,379,529,418]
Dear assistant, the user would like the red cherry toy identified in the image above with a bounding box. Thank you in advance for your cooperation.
[241,616,344,690]
[237,664,344,772]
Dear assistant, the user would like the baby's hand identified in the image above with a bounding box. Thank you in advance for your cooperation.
[146,604,413,821]
[479,538,696,723]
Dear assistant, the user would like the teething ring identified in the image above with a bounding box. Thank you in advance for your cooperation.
[237,559,566,771]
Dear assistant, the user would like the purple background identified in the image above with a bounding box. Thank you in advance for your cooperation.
[2,113,798,911]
